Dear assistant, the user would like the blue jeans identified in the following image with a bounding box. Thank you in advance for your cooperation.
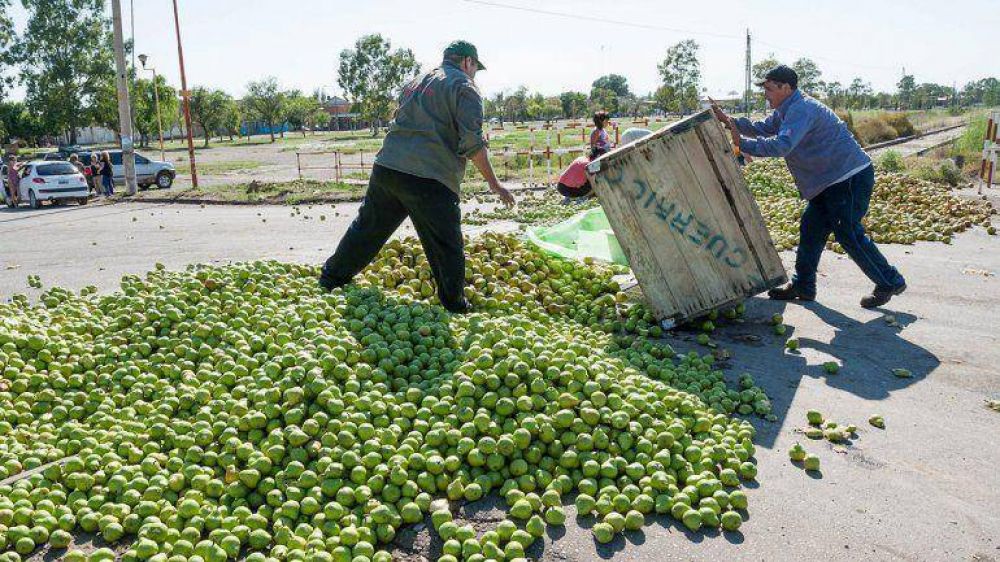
[792,165,905,295]
[102,175,114,195]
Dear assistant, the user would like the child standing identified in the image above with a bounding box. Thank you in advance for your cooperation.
[589,111,613,159]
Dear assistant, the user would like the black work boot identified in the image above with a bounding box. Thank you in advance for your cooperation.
[441,297,472,314]
[860,283,906,309]
[767,283,815,302]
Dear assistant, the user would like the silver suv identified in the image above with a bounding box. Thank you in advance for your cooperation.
[81,150,176,189]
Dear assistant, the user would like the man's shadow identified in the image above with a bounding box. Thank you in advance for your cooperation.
[731,297,939,448]
[796,300,937,398]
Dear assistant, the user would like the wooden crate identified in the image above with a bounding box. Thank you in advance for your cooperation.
[586,110,787,323]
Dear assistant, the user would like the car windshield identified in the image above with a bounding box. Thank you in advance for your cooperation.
[37,162,79,176]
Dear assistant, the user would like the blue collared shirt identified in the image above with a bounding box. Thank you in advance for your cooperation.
[735,90,871,200]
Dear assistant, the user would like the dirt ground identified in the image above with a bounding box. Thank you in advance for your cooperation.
[2,193,999,561]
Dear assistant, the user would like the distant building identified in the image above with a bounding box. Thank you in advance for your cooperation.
[323,96,361,130]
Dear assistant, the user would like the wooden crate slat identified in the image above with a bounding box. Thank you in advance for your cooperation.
[695,124,788,284]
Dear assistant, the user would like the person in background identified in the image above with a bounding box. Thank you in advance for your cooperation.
[556,155,592,204]
[5,155,20,206]
[558,128,653,205]
[100,151,114,196]
[69,153,85,175]
[87,153,100,195]
[590,111,613,159]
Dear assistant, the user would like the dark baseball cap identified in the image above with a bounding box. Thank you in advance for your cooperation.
[443,40,485,70]
[756,64,798,89]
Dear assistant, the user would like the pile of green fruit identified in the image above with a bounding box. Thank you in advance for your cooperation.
[802,410,857,443]
[0,233,767,562]
[745,159,995,251]
[464,191,599,227]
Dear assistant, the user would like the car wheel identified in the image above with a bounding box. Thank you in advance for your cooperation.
[29,190,41,209]
[156,171,173,189]
[79,197,89,205]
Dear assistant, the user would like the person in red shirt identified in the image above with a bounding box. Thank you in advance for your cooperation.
[557,156,592,204]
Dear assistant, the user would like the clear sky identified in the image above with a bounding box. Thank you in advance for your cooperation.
[5,0,999,101]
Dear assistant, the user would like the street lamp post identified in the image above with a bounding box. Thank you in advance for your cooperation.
[138,54,165,162]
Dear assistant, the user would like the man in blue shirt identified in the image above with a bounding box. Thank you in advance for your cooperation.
[712,65,906,309]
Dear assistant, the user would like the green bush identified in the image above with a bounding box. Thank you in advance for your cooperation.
[911,159,963,187]
[938,160,962,186]
[855,117,897,145]
[876,150,906,173]
[882,113,915,138]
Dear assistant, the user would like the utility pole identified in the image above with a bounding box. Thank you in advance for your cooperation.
[172,0,198,187]
[744,29,752,118]
[111,0,138,195]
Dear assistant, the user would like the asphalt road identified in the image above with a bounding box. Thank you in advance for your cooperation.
[2,199,999,562]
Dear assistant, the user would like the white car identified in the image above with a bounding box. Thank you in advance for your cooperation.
[11,160,90,209]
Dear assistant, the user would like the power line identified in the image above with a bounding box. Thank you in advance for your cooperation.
[753,39,898,72]
[463,0,901,75]
[461,0,740,40]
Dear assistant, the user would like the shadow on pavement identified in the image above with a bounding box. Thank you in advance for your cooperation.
[727,296,939,448]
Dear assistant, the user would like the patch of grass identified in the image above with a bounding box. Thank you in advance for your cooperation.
[876,150,906,173]
[137,178,364,204]
[950,111,993,175]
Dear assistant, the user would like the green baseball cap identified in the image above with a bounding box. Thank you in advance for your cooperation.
[443,40,485,70]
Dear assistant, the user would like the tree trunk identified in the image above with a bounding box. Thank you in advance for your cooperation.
[269,123,275,143]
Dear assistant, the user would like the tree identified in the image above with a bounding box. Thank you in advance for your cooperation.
[619,93,643,118]
[190,87,233,147]
[220,98,243,141]
[847,78,873,109]
[591,74,630,98]
[821,81,845,109]
[747,54,781,111]
[589,87,618,114]
[307,106,329,133]
[791,58,822,95]
[542,97,562,121]
[657,40,701,114]
[0,0,14,102]
[590,74,630,114]
[897,74,916,109]
[13,0,116,143]
[284,91,321,136]
[243,77,286,143]
[133,75,178,148]
[88,73,121,136]
[525,93,545,121]
[486,91,505,124]
[752,55,780,85]
[337,34,420,136]
[0,101,44,145]
[503,87,528,123]
[558,91,588,119]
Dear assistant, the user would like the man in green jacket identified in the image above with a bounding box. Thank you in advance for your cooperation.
[320,40,514,313]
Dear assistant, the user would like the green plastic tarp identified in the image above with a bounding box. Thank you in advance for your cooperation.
[525,206,630,266]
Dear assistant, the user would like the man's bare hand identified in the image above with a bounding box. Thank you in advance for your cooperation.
[490,182,515,208]
[708,97,734,129]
